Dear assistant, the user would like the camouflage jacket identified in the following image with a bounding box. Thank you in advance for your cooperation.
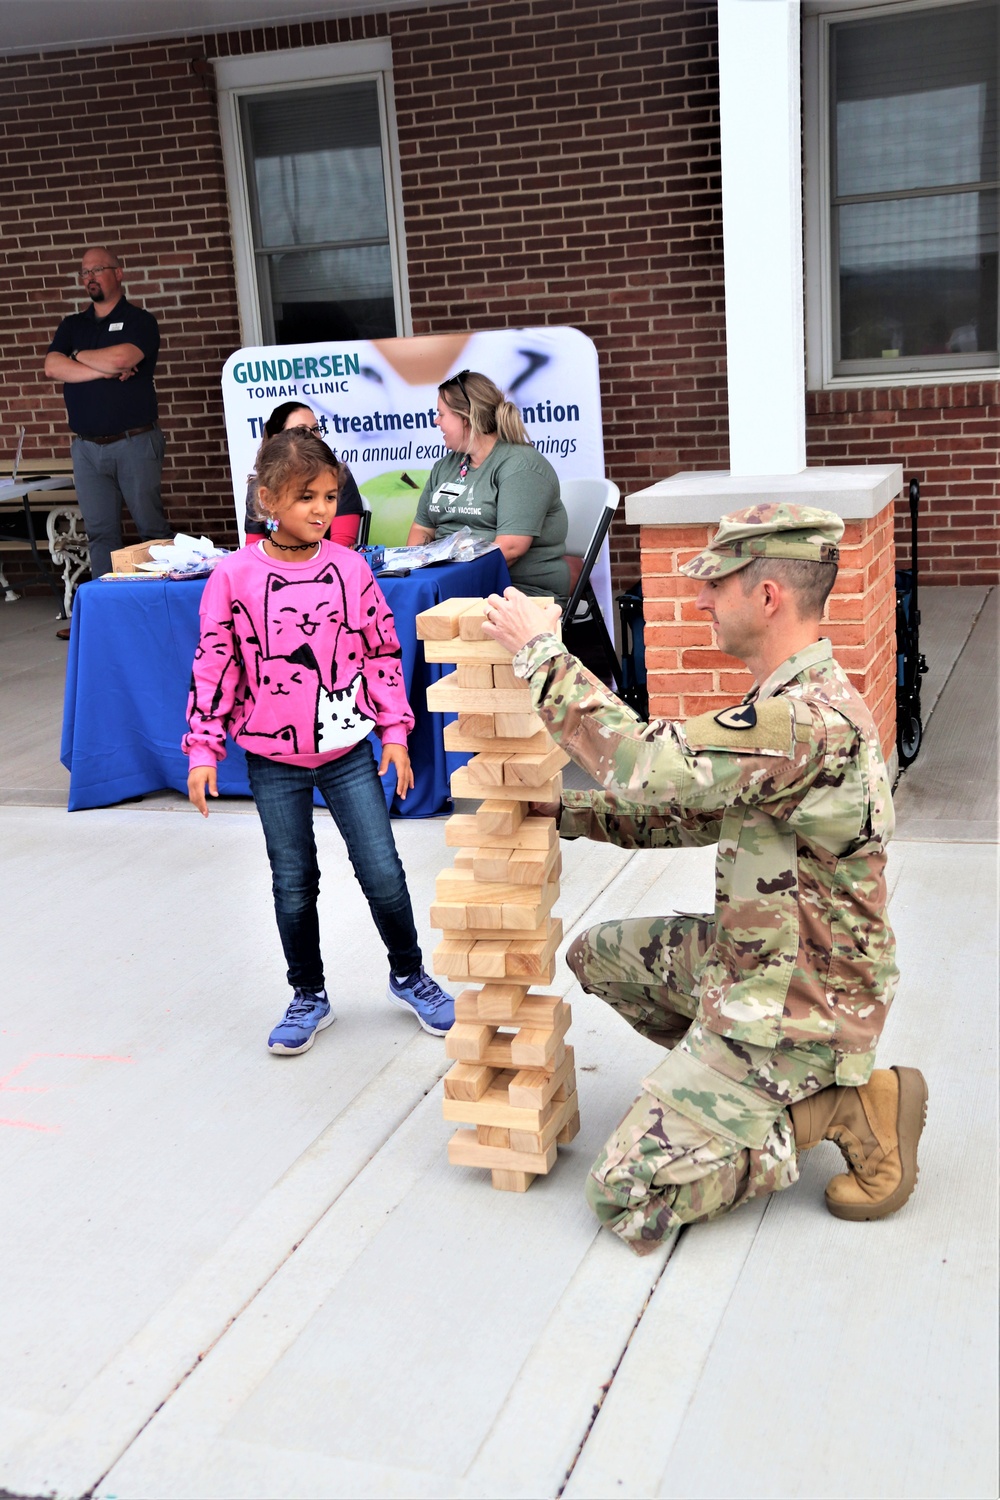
[513,635,898,1077]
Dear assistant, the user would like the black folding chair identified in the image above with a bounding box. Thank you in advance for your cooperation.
[559,478,624,692]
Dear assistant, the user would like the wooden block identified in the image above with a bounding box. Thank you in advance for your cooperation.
[508,1046,576,1109]
[462,915,552,942]
[509,1012,570,1067]
[468,940,510,978]
[453,848,475,870]
[495,713,544,738]
[505,917,563,979]
[503,745,570,788]
[457,604,490,641]
[451,766,561,803]
[500,879,558,931]
[415,598,483,640]
[476,1124,511,1148]
[427,677,534,715]
[476,981,532,1021]
[476,799,525,837]
[466,753,510,789]
[493,663,520,688]
[556,1110,581,1145]
[446,813,557,851]
[458,712,495,738]
[447,1127,557,1175]
[457,662,496,689]
[442,1061,496,1102]
[430,901,470,931]
[472,848,511,883]
[507,842,560,887]
[454,990,563,1029]
[445,1021,497,1062]
[432,936,473,976]
[480,1034,566,1071]
[435,867,530,904]
[491,1168,535,1192]
[443,1090,547,1133]
[424,637,516,665]
[444,722,553,756]
[456,597,554,644]
[509,1091,580,1154]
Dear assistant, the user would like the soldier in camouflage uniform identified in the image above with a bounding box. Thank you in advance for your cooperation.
[482,504,927,1256]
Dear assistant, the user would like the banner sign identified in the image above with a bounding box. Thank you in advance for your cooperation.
[221,326,612,624]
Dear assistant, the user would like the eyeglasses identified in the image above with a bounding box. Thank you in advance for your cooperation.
[304,424,324,437]
[78,265,117,279]
[452,370,471,409]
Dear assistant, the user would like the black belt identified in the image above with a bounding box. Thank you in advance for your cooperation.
[74,423,156,445]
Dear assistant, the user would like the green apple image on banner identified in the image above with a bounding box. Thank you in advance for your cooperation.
[359,469,429,547]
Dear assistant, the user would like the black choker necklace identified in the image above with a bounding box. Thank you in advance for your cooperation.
[266,538,320,552]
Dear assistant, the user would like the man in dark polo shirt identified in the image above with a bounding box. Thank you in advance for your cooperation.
[44,246,169,592]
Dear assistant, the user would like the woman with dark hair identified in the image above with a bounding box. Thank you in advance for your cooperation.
[244,401,363,547]
[406,370,569,600]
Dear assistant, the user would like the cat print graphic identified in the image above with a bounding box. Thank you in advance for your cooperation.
[234,568,391,755]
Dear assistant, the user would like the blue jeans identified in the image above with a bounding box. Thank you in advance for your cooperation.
[246,740,422,992]
[71,426,168,579]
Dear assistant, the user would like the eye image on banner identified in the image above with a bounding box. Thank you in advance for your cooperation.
[221,326,611,623]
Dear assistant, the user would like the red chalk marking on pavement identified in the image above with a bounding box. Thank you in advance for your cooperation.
[0,1052,135,1130]
[0,1115,61,1133]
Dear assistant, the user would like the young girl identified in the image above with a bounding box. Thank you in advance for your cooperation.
[185,428,454,1054]
[242,400,364,548]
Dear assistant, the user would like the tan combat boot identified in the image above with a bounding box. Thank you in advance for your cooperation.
[789,1066,928,1222]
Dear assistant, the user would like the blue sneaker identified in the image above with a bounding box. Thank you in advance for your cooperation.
[267,988,334,1055]
[387,967,454,1036]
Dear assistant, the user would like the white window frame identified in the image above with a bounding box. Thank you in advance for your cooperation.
[215,40,411,347]
[804,0,1000,390]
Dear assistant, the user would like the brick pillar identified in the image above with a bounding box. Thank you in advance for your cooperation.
[630,469,902,758]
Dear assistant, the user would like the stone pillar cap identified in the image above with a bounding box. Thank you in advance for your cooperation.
[625,465,903,526]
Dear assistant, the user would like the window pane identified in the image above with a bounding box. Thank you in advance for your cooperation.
[240,79,398,343]
[266,245,396,341]
[835,4,997,196]
[838,191,998,360]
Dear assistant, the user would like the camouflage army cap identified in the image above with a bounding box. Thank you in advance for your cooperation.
[679,503,845,580]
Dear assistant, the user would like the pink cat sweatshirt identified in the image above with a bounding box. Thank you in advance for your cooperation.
[183,540,413,769]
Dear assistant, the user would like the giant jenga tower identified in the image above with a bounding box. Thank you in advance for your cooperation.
[416,596,580,1192]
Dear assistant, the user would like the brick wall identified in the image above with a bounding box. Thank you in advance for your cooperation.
[639,507,898,755]
[807,384,1000,586]
[0,0,995,598]
[0,13,387,578]
[389,0,726,590]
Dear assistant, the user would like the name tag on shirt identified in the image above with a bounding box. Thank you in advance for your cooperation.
[109,322,124,331]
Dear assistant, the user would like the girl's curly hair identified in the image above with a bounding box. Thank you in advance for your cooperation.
[253,428,341,518]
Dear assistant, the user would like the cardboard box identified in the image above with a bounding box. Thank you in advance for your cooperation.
[109,539,173,574]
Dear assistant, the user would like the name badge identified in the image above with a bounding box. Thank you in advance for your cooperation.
[109,322,124,331]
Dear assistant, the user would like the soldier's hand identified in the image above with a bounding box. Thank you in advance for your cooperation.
[529,799,560,821]
[482,587,561,655]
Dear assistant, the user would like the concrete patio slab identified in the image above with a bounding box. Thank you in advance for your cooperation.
[0,586,995,1500]
[894,587,998,842]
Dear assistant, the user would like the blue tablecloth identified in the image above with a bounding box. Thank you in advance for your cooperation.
[61,550,510,815]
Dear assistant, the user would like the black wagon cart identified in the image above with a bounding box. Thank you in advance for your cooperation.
[895,477,928,770]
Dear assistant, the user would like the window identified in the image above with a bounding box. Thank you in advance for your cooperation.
[216,42,408,346]
[806,1,999,385]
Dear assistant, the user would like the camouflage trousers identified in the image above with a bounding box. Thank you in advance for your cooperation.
[567,914,839,1256]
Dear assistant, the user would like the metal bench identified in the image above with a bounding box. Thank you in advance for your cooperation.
[0,459,91,615]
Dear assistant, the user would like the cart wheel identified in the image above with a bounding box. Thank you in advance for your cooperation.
[898,708,923,768]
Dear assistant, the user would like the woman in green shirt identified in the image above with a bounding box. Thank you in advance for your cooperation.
[407,370,570,600]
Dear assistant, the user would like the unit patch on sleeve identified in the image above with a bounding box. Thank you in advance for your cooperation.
[682,698,795,755]
[714,703,757,730]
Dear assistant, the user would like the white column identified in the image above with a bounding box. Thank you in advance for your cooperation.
[717,0,805,476]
